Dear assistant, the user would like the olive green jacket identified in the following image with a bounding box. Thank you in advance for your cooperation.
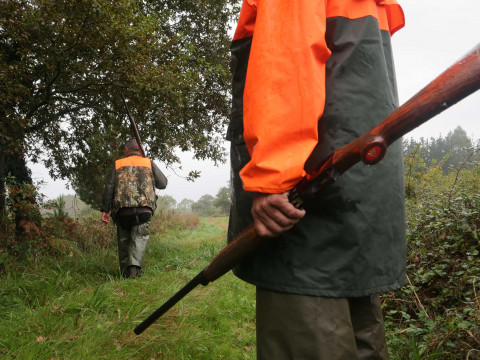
[227,15,406,297]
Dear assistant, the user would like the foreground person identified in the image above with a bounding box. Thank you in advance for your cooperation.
[227,0,407,358]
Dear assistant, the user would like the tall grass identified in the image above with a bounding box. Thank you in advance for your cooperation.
[1,166,479,359]
[0,215,256,359]
[150,209,200,233]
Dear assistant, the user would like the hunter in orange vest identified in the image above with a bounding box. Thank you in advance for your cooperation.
[101,139,167,278]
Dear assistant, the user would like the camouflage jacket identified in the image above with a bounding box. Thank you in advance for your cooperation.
[101,155,168,218]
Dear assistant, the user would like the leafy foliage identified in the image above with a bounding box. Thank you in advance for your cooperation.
[0,0,239,209]
[192,194,216,217]
[2,175,43,239]
[4,175,43,223]
[213,185,231,214]
[403,126,480,174]
[52,195,69,218]
[384,149,480,359]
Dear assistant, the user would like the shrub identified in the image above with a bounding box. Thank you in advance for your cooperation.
[150,209,200,234]
[42,213,116,253]
[0,211,116,266]
[384,155,480,359]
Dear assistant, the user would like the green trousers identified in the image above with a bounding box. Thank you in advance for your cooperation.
[116,221,150,275]
[256,288,389,360]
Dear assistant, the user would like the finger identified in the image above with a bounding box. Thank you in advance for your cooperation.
[253,217,287,238]
[253,203,301,237]
[252,193,301,234]
[257,196,304,226]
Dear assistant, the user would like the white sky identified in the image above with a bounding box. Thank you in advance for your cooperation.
[31,0,480,202]
[392,0,480,140]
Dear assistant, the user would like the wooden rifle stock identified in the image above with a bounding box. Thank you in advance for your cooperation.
[134,43,480,335]
[121,92,146,158]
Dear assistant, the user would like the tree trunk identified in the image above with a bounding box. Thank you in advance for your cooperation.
[0,143,5,217]
[1,124,42,237]
[6,151,41,237]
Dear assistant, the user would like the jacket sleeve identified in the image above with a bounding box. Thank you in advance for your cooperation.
[100,167,116,213]
[152,161,168,190]
[238,0,331,193]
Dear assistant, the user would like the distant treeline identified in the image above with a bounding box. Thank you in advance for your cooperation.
[403,125,480,173]
[48,126,479,218]
[48,186,231,219]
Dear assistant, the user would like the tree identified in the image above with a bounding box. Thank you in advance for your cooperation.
[156,195,177,211]
[177,198,194,213]
[53,195,69,218]
[403,126,479,173]
[213,186,230,214]
[192,194,215,217]
[442,126,476,171]
[0,0,238,215]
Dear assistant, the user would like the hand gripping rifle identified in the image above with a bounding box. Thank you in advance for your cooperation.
[121,92,146,158]
[134,44,480,335]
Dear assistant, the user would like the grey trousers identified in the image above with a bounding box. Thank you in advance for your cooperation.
[116,221,150,275]
[256,288,389,360]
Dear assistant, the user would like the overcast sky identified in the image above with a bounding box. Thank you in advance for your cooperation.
[31,0,480,202]
[393,0,480,140]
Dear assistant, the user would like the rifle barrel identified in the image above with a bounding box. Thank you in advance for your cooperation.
[134,271,207,335]
[120,92,146,158]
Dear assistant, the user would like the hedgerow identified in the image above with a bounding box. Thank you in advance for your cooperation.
[384,150,480,359]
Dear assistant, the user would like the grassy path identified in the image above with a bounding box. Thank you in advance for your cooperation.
[0,217,256,359]
[3,215,477,359]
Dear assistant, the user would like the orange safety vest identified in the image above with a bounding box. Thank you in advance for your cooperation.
[233,0,404,193]
[115,156,152,170]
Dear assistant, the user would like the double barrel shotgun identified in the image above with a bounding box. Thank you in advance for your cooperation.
[134,43,480,335]
[121,92,146,158]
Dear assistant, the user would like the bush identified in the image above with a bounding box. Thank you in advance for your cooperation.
[150,209,200,233]
[42,213,116,253]
[384,155,480,359]
[0,211,116,268]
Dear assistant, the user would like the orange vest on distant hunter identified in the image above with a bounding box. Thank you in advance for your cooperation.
[232,0,405,193]
[112,156,156,215]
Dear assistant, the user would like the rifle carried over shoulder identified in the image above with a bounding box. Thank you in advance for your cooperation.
[134,44,480,335]
[121,92,146,158]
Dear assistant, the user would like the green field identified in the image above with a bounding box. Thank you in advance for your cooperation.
[0,217,256,359]
[1,207,479,359]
